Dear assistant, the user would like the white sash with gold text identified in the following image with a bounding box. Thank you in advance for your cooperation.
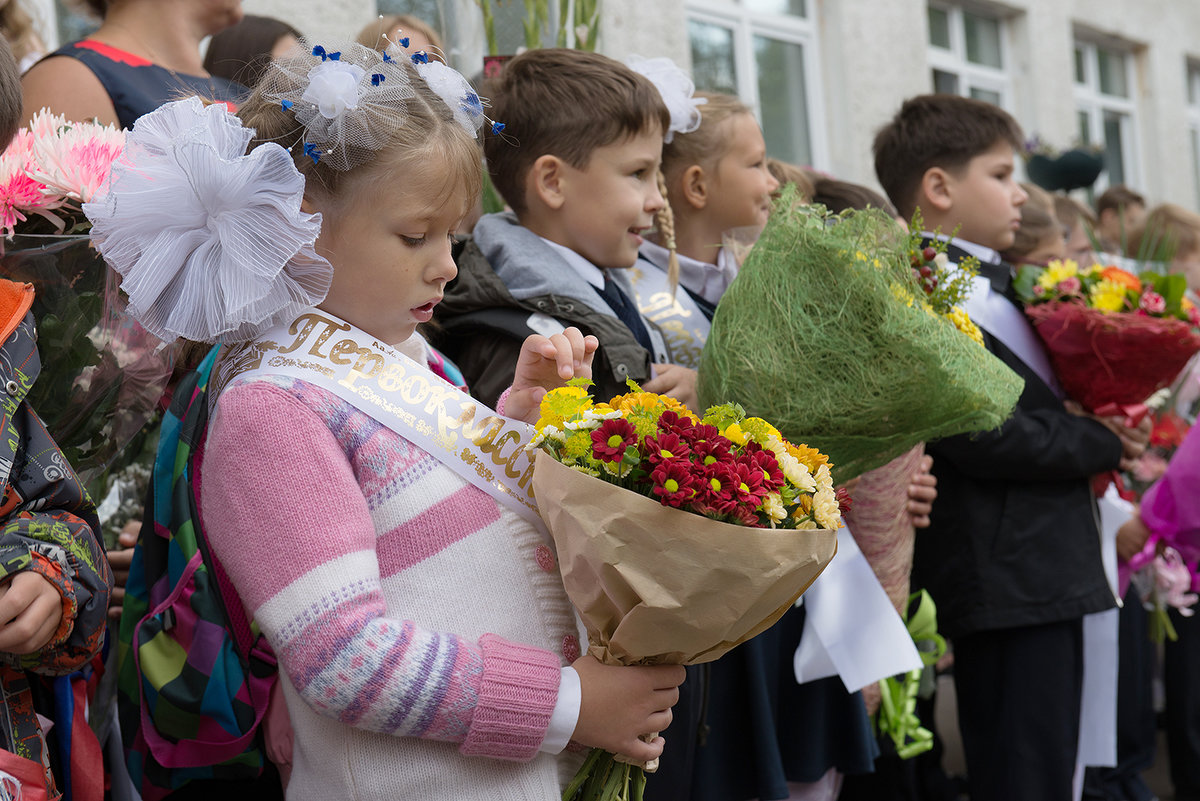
[217,310,544,532]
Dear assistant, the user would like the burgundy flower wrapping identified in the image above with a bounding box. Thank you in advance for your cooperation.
[532,451,838,667]
[1026,301,1200,410]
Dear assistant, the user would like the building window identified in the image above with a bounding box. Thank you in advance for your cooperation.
[1074,38,1139,193]
[1188,63,1200,208]
[686,0,823,168]
[926,2,1011,108]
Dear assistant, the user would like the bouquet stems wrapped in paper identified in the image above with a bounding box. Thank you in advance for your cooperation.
[1014,261,1200,420]
[529,382,839,801]
[698,190,1023,483]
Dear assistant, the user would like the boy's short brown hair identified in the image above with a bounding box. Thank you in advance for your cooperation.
[873,94,1024,219]
[483,48,669,215]
[1096,184,1146,216]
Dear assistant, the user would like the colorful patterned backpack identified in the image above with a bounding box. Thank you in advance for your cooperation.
[115,347,278,799]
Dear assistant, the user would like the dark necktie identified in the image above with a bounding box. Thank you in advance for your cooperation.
[597,273,655,354]
[977,260,1020,304]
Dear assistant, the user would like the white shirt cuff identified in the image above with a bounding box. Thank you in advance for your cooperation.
[539,666,582,753]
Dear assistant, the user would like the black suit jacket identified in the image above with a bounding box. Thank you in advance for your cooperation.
[912,242,1121,637]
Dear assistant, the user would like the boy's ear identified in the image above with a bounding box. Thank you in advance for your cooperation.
[679,164,708,210]
[528,154,567,210]
[920,167,954,213]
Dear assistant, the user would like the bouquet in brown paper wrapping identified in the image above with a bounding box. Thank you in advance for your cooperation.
[528,381,839,801]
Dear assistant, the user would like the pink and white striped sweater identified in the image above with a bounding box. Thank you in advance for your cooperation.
[200,373,583,800]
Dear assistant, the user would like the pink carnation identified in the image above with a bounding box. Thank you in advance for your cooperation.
[1056,276,1082,294]
[1139,290,1167,315]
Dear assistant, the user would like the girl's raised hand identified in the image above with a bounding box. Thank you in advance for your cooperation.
[505,327,599,424]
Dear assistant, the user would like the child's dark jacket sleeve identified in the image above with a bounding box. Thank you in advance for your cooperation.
[0,310,112,675]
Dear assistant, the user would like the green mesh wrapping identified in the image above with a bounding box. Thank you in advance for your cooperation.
[698,190,1024,483]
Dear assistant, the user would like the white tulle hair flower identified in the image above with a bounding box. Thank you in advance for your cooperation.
[303,60,367,119]
[625,56,707,143]
[412,59,486,136]
[264,39,419,171]
[83,97,333,344]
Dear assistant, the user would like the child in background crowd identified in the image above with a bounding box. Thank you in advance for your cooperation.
[1000,183,1064,267]
[203,14,302,88]
[635,91,777,359]
[0,37,112,798]
[1128,204,1200,290]
[357,13,445,61]
[89,42,682,800]
[1054,194,1099,265]
[1096,184,1147,255]
[874,93,1148,801]
[434,48,696,408]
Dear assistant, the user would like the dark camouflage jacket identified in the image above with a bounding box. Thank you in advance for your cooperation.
[0,280,111,798]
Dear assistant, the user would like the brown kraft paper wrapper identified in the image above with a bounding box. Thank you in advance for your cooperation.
[533,451,839,668]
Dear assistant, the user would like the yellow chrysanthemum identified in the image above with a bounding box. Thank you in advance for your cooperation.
[741,417,782,445]
[659,394,701,422]
[787,442,830,474]
[1089,279,1128,313]
[945,306,984,346]
[722,422,749,446]
[795,518,819,531]
[763,492,787,525]
[813,486,842,530]
[1037,259,1079,289]
[536,386,593,432]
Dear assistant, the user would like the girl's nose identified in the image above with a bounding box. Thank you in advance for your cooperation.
[433,238,458,284]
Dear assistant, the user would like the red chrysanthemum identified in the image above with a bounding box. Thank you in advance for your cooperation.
[836,486,853,516]
[729,460,768,505]
[590,418,637,463]
[692,435,734,467]
[680,421,721,445]
[643,431,691,466]
[744,448,784,491]
[657,410,695,436]
[650,460,697,507]
[694,461,739,516]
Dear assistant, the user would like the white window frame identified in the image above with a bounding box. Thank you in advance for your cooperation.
[1073,37,1140,194]
[685,0,828,169]
[926,2,1013,111]
[1187,62,1200,209]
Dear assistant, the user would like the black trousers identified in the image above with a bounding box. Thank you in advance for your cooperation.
[953,619,1084,801]
[1165,607,1200,800]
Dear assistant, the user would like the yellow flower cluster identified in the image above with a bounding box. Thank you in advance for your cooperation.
[1089,278,1129,312]
[945,306,984,346]
[530,383,843,531]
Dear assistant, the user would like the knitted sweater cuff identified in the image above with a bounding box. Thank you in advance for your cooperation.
[460,633,561,761]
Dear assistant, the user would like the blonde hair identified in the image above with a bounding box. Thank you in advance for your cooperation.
[1,1,42,67]
[766,158,815,201]
[1128,203,1200,262]
[653,92,753,292]
[1003,182,1060,262]
[356,14,445,62]
[237,49,481,217]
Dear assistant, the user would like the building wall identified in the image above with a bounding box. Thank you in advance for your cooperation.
[34,0,1196,208]
[813,0,1200,207]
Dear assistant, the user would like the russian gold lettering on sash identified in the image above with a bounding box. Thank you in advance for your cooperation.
[377,361,406,392]
[329,338,359,365]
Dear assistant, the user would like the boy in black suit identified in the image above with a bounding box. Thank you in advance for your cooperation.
[873,94,1150,801]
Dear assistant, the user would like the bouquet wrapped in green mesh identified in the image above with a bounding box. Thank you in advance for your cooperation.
[698,190,1024,483]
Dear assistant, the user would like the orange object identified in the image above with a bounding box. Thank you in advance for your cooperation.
[1101,265,1142,293]
[0,279,34,344]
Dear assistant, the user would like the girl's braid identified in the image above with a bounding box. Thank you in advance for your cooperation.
[655,168,680,296]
